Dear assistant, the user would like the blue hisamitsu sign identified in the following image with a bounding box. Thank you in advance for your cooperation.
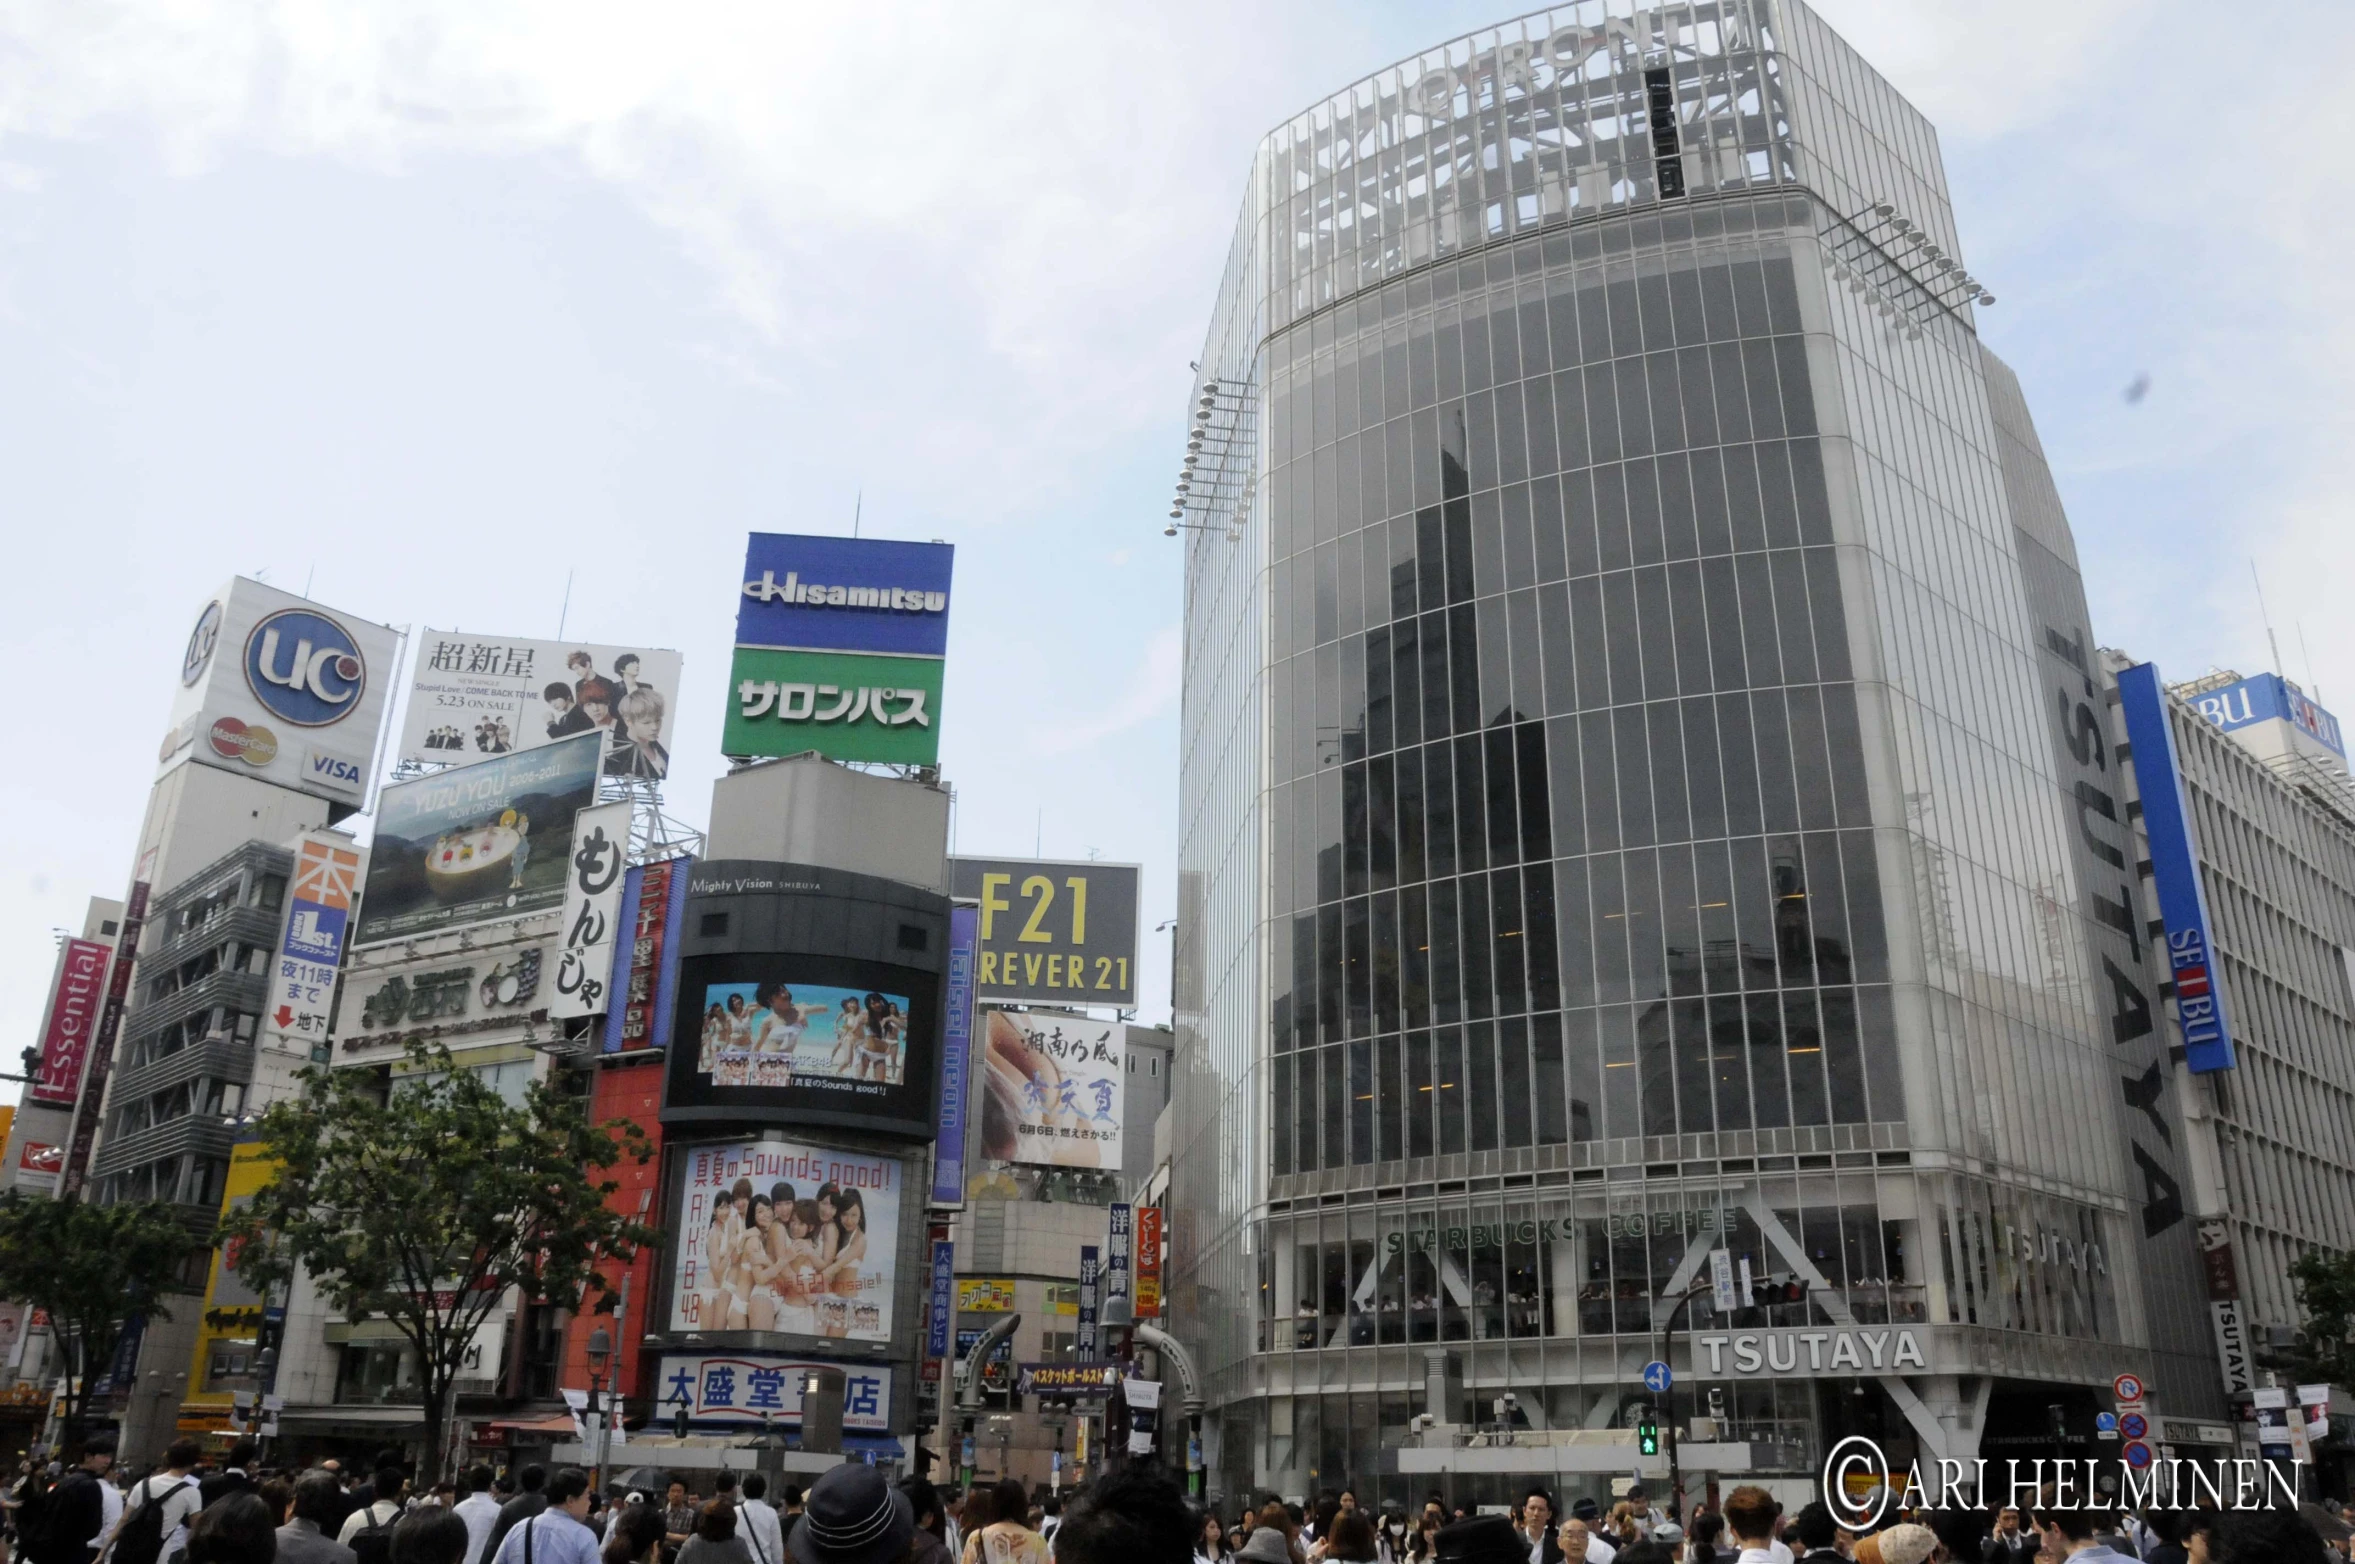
[736,533,955,657]
[2116,662,2238,1073]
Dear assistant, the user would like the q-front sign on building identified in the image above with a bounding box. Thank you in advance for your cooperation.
[723,533,954,767]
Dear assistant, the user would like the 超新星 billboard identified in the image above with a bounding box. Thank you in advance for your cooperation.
[724,533,953,766]
[672,1137,902,1344]
[977,1009,1124,1168]
[666,953,939,1136]
[951,858,1141,1007]
[399,634,683,780]
[354,732,604,947]
[158,579,400,807]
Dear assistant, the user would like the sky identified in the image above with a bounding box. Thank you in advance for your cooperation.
[1,0,2350,1095]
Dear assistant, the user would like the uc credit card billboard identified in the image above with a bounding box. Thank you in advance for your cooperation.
[724,533,953,765]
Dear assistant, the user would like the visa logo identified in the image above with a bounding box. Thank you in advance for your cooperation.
[309,753,364,788]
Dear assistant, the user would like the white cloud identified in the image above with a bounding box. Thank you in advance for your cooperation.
[1031,623,1182,756]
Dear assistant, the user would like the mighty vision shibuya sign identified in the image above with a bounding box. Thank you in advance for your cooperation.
[724,533,954,766]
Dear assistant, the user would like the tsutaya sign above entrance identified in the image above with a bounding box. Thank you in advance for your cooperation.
[1697,1327,1929,1377]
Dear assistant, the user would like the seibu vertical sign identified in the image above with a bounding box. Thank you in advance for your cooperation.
[31,939,112,1106]
[2115,662,2238,1073]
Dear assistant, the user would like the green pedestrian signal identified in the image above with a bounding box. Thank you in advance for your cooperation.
[1637,1412,1660,1456]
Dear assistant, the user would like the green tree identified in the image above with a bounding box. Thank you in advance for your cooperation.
[0,1194,192,1440]
[222,1042,656,1477]
[2289,1247,2355,1384]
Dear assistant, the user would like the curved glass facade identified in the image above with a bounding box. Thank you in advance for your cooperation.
[1168,0,2206,1511]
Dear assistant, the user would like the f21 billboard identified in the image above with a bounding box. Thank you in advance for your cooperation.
[724,533,953,767]
[950,858,1141,1007]
[158,578,401,808]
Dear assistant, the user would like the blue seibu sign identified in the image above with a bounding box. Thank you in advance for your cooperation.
[2116,662,2238,1074]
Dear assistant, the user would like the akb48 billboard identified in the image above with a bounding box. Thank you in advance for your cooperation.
[157,579,402,809]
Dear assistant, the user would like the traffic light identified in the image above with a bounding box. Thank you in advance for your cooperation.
[1637,1410,1660,1457]
[674,1402,691,1439]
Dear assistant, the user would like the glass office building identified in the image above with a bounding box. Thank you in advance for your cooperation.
[1167,0,2221,1507]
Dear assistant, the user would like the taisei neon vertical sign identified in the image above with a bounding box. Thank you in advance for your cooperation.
[2116,662,2238,1073]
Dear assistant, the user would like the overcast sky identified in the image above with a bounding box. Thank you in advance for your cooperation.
[2,1,2349,1094]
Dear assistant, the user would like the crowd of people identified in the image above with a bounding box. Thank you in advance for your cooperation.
[0,1448,2347,1564]
[1181,1481,2355,1564]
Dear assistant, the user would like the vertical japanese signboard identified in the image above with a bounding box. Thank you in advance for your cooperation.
[263,833,363,1061]
[1077,1246,1100,1359]
[603,857,691,1053]
[63,878,149,1195]
[1136,1206,1163,1318]
[550,801,630,1020]
[2115,662,2238,1073]
[927,1240,956,1360]
[30,939,111,1107]
[1104,1203,1133,1316]
[932,905,978,1208]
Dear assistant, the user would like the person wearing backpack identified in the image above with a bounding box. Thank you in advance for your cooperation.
[24,1441,113,1564]
[101,1440,202,1564]
[337,1471,407,1564]
[488,1472,597,1564]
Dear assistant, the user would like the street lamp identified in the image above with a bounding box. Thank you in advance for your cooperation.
[585,1326,613,1503]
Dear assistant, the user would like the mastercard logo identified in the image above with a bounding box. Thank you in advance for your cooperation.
[208,716,280,767]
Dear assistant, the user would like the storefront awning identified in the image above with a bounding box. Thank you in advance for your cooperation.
[489,1414,577,1434]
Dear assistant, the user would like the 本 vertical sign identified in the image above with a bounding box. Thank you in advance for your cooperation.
[264,833,364,1060]
[551,801,630,1020]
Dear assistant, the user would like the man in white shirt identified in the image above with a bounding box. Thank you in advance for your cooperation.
[454,1468,503,1564]
[488,1472,599,1564]
[102,1439,204,1564]
[737,1476,784,1564]
[336,1471,405,1546]
[1721,1487,1794,1564]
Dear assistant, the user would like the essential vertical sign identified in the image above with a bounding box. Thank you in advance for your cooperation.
[724,533,954,766]
[932,905,979,1208]
[2115,662,2238,1073]
[31,939,111,1106]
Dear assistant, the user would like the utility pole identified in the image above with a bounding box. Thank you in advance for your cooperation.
[1654,1283,1713,1514]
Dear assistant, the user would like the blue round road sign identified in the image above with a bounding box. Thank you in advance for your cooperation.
[1642,1360,1673,1394]
[2122,1439,2153,1469]
[2121,1412,2149,1440]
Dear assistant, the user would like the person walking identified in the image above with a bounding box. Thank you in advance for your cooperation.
[673,1505,749,1564]
[103,1439,204,1564]
[487,1475,598,1564]
[273,1476,356,1564]
[183,1495,274,1564]
[452,1476,499,1564]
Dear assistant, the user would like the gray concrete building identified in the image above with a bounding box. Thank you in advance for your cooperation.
[1166,0,2221,1509]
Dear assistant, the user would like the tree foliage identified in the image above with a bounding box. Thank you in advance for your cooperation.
[2289,1247,2355,1385]
[0,1195,191,1438]
[222,1042,656,1477]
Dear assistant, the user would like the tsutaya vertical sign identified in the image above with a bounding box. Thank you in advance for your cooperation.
[550,801,630,1020]
[30,939,111,1107]
[2115,662,2238,1073]
[263,832,363,1060]
[931,905,979,1208]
